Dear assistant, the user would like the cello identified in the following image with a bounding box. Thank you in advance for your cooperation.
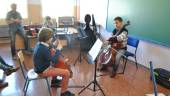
[50,38,73,78]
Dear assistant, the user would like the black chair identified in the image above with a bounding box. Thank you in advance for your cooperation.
[121,36,139,74]
[17,51,51,96]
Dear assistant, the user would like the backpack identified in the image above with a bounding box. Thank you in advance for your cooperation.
[154,68,170,89]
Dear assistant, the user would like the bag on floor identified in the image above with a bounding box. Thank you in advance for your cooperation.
[153,68,170,89]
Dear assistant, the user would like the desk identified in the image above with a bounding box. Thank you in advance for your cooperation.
[27,36,37,51]
[15,34,37,51]
[54,27,78,48]
[15,34,25,50]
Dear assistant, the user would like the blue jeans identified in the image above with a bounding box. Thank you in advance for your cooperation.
[9,29,28,56]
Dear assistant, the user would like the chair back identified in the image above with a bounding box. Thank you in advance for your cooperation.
[17,51,28,80]
[127,36,139,54]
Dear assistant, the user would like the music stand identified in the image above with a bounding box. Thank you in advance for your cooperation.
[78,39,106,96]
[73,27,88,66]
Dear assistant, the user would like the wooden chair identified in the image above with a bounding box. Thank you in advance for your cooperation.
[17,51,51,96]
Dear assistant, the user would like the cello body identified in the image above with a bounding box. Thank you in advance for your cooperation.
[50,49,73,78]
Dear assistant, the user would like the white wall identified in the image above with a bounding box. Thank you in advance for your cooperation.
[134,41,170,70]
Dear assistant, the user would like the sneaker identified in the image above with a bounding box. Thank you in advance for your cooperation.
[0,82,8,89]
[6,64,13,69]
[4,67,20,76]
[51,79,61,87]
[61,91,75,96]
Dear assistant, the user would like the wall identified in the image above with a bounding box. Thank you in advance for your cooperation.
[103,0,170,70]
[106,0,170,47]
[135,41,170,70]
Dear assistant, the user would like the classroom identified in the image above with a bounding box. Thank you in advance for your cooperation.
[0,0,170,96]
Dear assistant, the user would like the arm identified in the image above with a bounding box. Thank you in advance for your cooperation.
[6,12,14,24]
[6,12,22,24]
[14,12,22,24]
[45,48,61,64]
[116,31,128,42]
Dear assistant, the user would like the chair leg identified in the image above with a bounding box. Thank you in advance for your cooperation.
[122,58,128,74]
[23,78,28,91]
[135,57,138,69]
[24,80,30,96]
[45,78,52,96]
[117,57,127,74]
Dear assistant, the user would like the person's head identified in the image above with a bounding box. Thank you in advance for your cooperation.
[11,3,17,11]
[114,16,123,30]
[38,28,53,44]
[45,16,51,21]
[85,14,91,24]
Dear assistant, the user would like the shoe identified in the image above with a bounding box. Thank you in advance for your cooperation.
[51,79,61,87]
[61,91,75,96]
[4,67,20,76]
[110,70,116,78]
[0,82,8,89]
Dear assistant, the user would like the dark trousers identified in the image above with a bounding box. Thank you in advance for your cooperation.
[9,29,28,56]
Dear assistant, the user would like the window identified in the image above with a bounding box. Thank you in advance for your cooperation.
[80,0,108,27]
[41,0,75,18]
[0,0,28,19]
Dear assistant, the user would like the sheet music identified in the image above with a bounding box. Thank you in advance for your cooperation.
[88,38,103,62]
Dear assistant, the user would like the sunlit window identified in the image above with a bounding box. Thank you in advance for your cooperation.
[80,0,108,27]
[41,0,75,18]
[0,0,28,19]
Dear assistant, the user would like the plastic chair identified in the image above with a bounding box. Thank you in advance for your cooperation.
[17,51,51,96]
[122,36,139,74]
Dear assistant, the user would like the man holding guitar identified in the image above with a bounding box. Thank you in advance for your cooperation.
[108,17,128,78]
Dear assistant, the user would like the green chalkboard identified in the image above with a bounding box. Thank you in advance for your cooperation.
[106,0,170,47]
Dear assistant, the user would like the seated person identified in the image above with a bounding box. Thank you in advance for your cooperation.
[43,16,56,30]
[0,56,19,89]
[33,28,74,96]
[109,17,128,78]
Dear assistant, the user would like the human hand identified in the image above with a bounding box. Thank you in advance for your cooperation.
[53,39,59,47]
[14,19,21,24]
[56,40,63,50]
